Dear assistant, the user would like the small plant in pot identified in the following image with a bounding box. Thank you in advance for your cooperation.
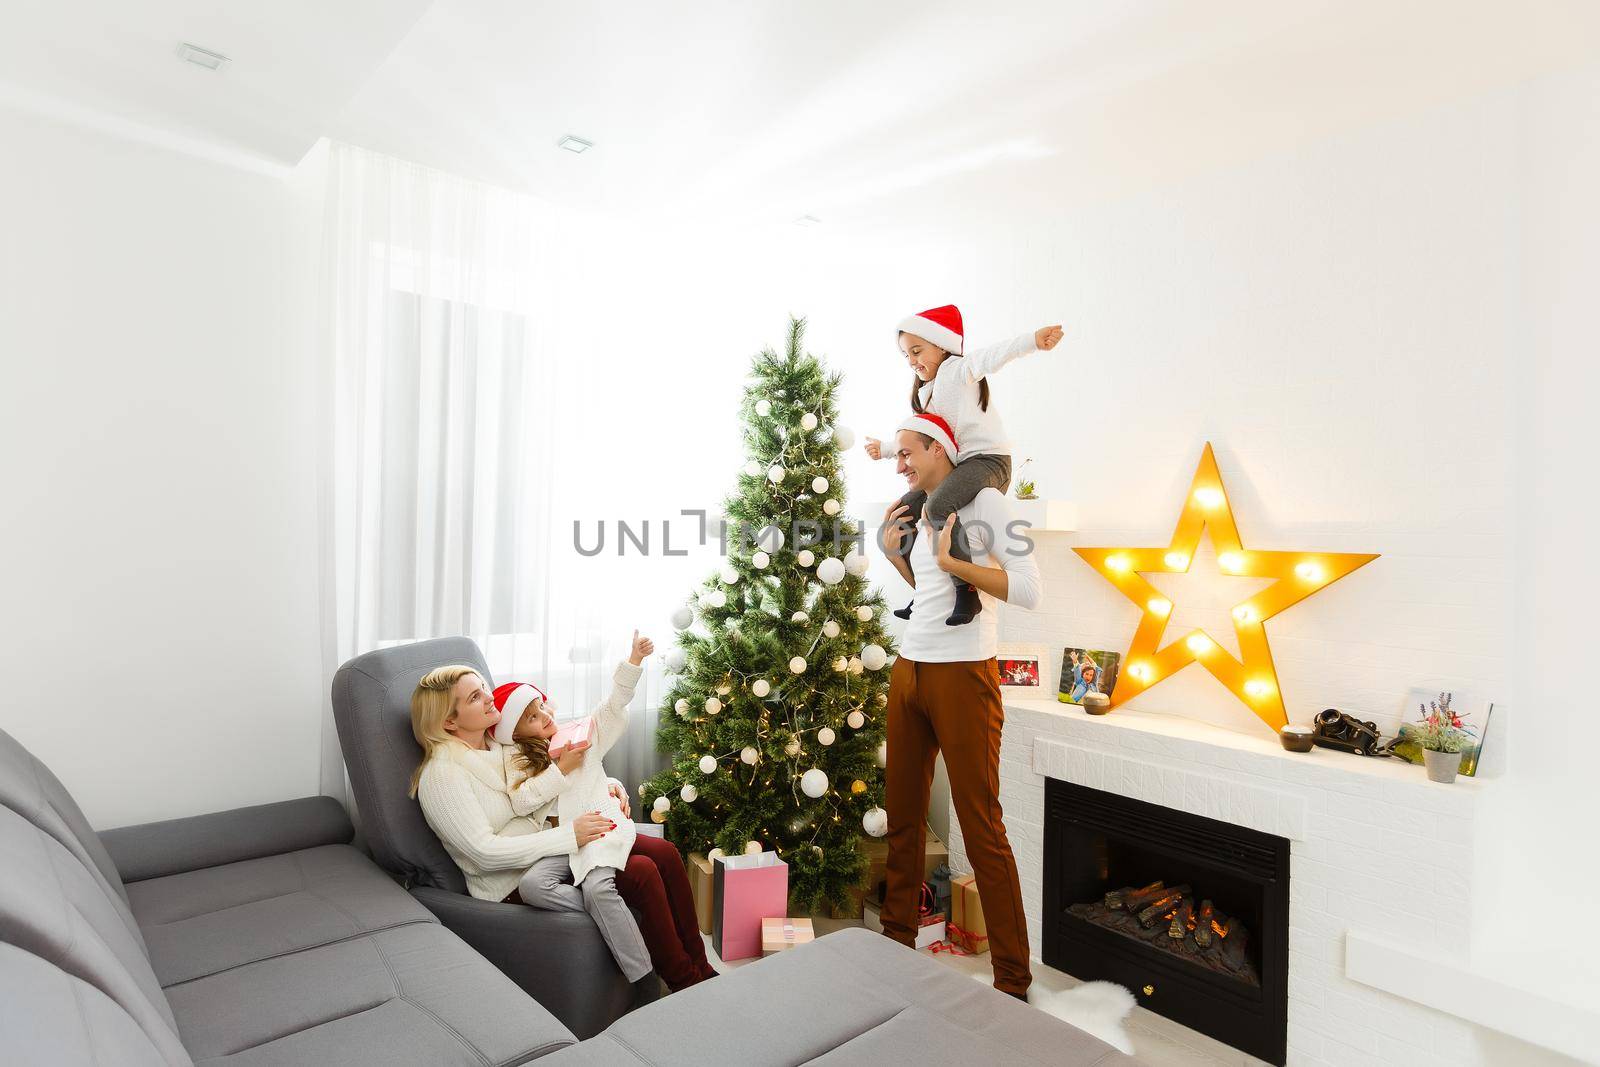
[1415,692,1475,784]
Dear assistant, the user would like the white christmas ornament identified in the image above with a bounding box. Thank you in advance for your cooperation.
[720,564,740,584]
[705,589,727,609]
[832,656,848,672]
[751,679,771,698]
[861,644,887,671]
[704,697,722,715]
[821,619,840,639]
[845,551,870,578]
[863,807,888,838]
[789,656,807,674]
[855,605,874,622]
[790,611,809,623]
[744,462,762,478]
[751,551,770,570]
[833,426,856,450]
[817,557,845,585]
[670,606,693,630]
[847,710,866,729]
[665,648,687,672]
[817,727,836,746]
[822,499,841,516]
[848,657,864,675]
[679,784,698,803]
[698,755,717,774]
[801,768,829,798]
[796,549,815,567]
[716,684,731,696]
[800,412,818,431]
[652,795,670,814]
[674,698,690,715]
[767,465,785,484]
[754,399,771,417]
[811,476,828,494]
[740,746,759,765]
[744,840,764,855]
[784,738,802,757]
[755,525,785,553]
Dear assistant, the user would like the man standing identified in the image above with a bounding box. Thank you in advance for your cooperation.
[876,413,1043,999]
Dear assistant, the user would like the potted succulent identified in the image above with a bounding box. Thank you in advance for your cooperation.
[1415,692,1475,784]
[1015,458,1037,500]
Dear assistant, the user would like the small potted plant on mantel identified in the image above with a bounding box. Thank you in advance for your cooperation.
[1415,692,1475,784]
[1014,458,1037,500]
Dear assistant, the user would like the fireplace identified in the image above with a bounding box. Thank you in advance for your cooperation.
[1043,778,1289,1065]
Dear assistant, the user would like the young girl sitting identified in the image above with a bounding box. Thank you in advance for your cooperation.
[865,305,1064,625]
[489,630,655,982]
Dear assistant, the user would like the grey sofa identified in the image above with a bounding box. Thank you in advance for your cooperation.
[0,726,574,1065]
[330,636,654,1038]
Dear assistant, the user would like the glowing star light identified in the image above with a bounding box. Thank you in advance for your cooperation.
[1073,443,1379,732]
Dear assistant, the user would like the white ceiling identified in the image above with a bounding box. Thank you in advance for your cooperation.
[4,1,1598,219]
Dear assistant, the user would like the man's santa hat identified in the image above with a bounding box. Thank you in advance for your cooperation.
[897,413,959,462]
[491,681,549,745]
[896,304,964,355]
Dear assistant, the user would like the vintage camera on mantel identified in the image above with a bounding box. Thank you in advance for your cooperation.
[1311,708,1399,757]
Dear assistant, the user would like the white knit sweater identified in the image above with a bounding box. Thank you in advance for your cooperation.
[416,740,579,902]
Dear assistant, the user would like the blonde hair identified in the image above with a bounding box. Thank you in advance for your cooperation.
[408,664,483,797]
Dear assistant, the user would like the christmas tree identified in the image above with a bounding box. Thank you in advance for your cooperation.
[642,318,896,912]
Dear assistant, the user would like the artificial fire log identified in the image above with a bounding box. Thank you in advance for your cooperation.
[1104,880,1162,910]
[1194,901,1216,947]
[1136,886,1191,927]
[1168,899,1195,940]
[1222,924,1251,970]
[1118,881,1170,912]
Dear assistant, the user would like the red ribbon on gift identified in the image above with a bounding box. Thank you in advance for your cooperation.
[946,921,988,954]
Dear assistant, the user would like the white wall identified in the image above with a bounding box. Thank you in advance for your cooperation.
[0,104,323,829]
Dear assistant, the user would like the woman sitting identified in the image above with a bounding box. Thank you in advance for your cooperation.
[407,635,715,991]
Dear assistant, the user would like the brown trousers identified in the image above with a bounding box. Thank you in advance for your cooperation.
[881,656,1031,993]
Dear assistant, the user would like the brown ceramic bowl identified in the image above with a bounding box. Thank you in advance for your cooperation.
[1081,692,1112,716]
[1279,724,1315,752]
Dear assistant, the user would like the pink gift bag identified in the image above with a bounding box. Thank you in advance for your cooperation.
[548,716,594,759]
[711,852,789,962]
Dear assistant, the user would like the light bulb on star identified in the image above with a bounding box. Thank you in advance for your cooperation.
[1164,551,1190,570]
[1186,633,1214,655]
[1194,487,1225,509]
[1147,598,1172,617]
[1245,679,1273,699]
[1218,552,1244,573]
[1295,561,1324,582]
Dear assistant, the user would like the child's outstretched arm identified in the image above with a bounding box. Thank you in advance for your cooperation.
[959,325,1063,384]
[588,631,651,760]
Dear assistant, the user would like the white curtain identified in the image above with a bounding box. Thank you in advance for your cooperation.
[315,143,691,804]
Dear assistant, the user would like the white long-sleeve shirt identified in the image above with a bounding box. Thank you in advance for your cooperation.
[897,486,1043,663]
[881,333,1038,460]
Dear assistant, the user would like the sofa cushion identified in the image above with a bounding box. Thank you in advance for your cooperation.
[332,637,493,893]
[0,726,132,908]
[545,929,1136,1067]
[126,844,435,986]
[0,805,190,1065]
[102,796,355,883]
[0,942,185,1067]
[163,922,576,1066]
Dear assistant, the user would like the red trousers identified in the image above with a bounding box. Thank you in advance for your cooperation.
[614,833,715,990]
[881,657,1031,994]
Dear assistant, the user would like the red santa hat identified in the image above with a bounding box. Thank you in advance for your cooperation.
[897,412,959,462]
[491,681,548,745]
[896,304,964,355]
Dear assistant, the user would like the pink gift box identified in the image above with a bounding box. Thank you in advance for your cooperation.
[711,853,789,962]
[548,716,593,759]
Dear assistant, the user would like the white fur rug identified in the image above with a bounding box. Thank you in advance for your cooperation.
[973,973,1136,1054]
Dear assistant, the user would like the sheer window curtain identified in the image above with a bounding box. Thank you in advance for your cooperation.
[315,143,677,808]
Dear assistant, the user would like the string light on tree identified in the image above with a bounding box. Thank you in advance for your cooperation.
[751,678,770,698]
[705,696,722,715]
[822,499,841,516]
[856,605,874,622]
[767,465,785,484]
[789,656,807,674]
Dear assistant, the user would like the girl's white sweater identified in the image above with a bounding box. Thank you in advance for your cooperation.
[878,332,1038,460]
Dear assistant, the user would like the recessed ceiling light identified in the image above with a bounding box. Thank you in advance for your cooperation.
[557,135,593,154]
[176,43,230,72]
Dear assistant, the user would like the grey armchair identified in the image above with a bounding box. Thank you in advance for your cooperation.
[331,637,657,1039]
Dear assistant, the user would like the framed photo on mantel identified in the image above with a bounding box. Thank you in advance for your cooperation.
[996,645,1044,691]
[1059,648,1122,705]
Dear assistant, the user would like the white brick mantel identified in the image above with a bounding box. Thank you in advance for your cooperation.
[945,696,1506,1067]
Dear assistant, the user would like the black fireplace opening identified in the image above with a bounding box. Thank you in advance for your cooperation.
[1043,778,1289,1065]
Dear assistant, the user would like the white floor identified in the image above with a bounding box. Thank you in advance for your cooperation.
[701,918,1271,1066]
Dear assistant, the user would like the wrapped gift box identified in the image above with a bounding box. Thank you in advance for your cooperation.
[860,827,949,905]
[687,852,715,934]
[949,873,989,955]
[861,900,948,950]
[548,716,594,758]
[760,917,815,955]
[711,852,789,962]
